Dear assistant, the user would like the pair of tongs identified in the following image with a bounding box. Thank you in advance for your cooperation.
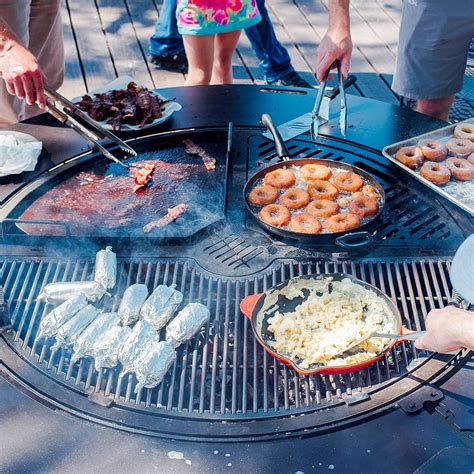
[44,86,137,169]
[311,60,348,139]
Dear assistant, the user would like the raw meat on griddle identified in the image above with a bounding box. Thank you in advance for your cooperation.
[143,204,188,233]
[183,139,216,171]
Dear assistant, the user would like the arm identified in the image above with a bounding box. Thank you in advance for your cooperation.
[315,0,352,81]
[0,19,46,108]
[415,307,474,353]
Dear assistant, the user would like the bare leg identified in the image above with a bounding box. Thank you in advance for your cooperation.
[183,35,214,85]
[416,95,455,121]
[211,30,242,85]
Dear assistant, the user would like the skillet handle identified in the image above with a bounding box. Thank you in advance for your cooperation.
[335,231,373,249]
[240,293,264,319]
[399,326,426,344]
[261,114,291,161]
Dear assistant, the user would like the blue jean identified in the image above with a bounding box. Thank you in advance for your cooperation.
[149,0,294,82]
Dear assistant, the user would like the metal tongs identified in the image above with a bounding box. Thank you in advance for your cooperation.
[311,60,348,139]
[44,86,137,169]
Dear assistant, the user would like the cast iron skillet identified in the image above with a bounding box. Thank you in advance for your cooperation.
[243,114,386,248]
[240,273,410,376]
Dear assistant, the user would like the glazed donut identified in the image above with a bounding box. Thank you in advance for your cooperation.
[264,168,296,188]
[446,157,474,181]
[308,180,339,200]
[300,164,332,181]
[420,162,451,185]
[446,138,474,158]
[348,192,379,217]
[305,199,340,218]
[259,204,291,227]
[468,153,474,165]
[454,123,474,142]
[396,146,424,169]
[417,139,447,162]
[248,185,279,206]
[333,171,364,192]
[279,188,310,209]
[325,213,361,233]
[362,184,379,201]
[289,214,322,234]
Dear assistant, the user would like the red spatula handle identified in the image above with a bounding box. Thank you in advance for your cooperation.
[240,293,264,319]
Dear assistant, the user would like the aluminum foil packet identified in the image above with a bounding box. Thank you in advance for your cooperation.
[71,312,120,364]
[139,285,183,330]
[118,284,149,326]
[165,302,210,348]
[119,320,160,374]
[93,246,117,290]
[38,281,107,304]
[134,340,176,392]
[92,324,132,371]
[36,293,88,340]
[51,304,100,351]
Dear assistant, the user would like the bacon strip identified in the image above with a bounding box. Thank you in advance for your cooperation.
[143,203,188,233]
[183,139,216,171]
[133,163,155,192]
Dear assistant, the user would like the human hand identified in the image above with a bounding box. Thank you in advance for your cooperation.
[0,42,47,108]
[415,306,474,353]
[316,30,352,82]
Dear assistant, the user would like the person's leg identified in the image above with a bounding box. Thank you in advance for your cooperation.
[149,0,184,58]
[183,35,214,85]
[211,30,241,85]
[0,0,32,126]
[416,96,456,121]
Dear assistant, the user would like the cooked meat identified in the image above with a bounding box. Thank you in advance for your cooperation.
[183,139,216,171]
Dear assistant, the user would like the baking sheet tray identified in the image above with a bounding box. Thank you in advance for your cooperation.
[382,117,474,216]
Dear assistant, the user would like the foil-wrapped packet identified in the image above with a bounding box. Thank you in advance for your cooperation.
[38,281,107,304]
[165,302,210,348]
[93,246,117,289]
[36,293,88,340]
[71,312,120,364]
[51,304,100,351]
[92,324,131,371]
[139,285,183,330]
[134,340,176,392]
[119,320,159,374]
[118,284,149,326]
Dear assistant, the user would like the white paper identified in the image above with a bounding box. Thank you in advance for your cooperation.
[0,132,42,176]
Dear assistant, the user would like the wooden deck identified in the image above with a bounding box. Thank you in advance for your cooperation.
[59,0,405,104]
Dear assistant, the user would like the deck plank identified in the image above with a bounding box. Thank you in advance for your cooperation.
[66,0,117,91]
[375,0,402,27]
[59,0,87,98]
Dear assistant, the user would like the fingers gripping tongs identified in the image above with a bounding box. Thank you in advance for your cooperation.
[311,60,348,140]
[44,86,137,169]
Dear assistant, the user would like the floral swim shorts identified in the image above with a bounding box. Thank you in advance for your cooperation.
[177,0,261,35]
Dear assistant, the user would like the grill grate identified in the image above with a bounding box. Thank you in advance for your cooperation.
[1,255,454,417]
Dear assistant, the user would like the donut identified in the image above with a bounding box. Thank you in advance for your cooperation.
[420,162,451,185]
[264,168,296,189]
[468,153,474,165]
[446,157,474,181]
[289,214,322,234]
[325,213,361,233]
[348,192,379,217]
[279,188,310,209]
[259,204,291,227]
[454,123,474,142]
[396,146,424,169]
[305,199,340,218]
[362,184,379,200]
[307,180,339,200]
[300,164,332,181]
[417,139,447,162]
[333,171,364,192]
[446,138,474,158]
[248,185,279,206]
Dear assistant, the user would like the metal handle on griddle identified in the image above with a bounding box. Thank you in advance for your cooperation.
[335,231,373,249]
[261,114,291,161]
